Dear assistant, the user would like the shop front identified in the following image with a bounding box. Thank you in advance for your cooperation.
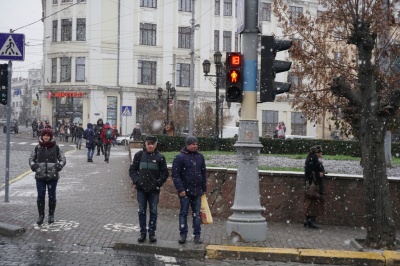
[51,91,84,129]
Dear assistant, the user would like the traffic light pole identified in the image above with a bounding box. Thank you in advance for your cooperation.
[5,61,11,202]
[226,0,267,241]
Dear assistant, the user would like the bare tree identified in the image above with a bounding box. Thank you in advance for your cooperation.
[273,0,400,248]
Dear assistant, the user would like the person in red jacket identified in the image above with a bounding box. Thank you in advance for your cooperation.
[100,122,116,163]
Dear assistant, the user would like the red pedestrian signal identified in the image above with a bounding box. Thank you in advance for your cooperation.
[225,52,243,103]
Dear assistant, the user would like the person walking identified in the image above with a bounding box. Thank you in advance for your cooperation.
[64,123,70,142]
[130,123,142,141]
[31,118,38,138]
[75,123,84,150]
[304,145,326,229]
[28,128,66,225]
[112,125,119,146]
[100,122,116,163]
[129,136,169,243]
[70,123,77,144]
[94,118,105,156]
[172,136,207,244]
[83,123,96,162]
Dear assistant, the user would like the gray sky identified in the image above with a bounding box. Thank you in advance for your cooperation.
[0,0,43,78]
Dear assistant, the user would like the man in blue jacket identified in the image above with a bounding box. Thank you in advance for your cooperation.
[129,136,169,243]
[172,136,207,244]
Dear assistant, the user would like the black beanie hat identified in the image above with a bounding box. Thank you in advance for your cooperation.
[185,136,198,146]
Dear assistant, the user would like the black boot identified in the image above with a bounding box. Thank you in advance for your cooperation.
[48,201,56,224]
[305,216,318,229]
[37,201,45,225]
[310,216,319,229]
[149,233,157,243]
[138,233,146,243]
[178,235,186,244]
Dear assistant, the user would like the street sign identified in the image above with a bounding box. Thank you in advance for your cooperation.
[121,106,132,116]
[0,33,25,61]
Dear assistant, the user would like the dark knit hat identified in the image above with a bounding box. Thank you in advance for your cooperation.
[145,136,158,143]
[185,136,198,146]
[310,145,323,153]
[41,128,53,139]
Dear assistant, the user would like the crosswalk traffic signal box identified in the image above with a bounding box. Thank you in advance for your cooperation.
[0,64,8,105]
[225,52,243,103]
[260,36,292,102]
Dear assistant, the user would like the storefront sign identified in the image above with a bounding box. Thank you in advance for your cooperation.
[53,92,85,98]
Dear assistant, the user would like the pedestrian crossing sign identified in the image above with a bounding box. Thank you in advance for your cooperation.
[0,33,25,61]
[122,106,132,116]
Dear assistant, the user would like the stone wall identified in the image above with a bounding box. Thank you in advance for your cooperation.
[155,168,400,227]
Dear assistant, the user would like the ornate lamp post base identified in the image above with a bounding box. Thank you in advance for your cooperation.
[226,119,267,242]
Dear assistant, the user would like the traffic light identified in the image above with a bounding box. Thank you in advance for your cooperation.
[225,52,243,103]
[0,64,8,105]
[260,36,292,102]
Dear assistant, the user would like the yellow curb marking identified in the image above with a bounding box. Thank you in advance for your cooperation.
[383,251,400,266]
[299,249,384,260]
[206,245,299,260]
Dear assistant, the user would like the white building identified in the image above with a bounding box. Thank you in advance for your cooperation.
[41,0,318,137]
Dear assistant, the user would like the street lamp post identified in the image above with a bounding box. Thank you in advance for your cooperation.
[202,51,223,150]
[219,94,231,138]
[157,81,176,124]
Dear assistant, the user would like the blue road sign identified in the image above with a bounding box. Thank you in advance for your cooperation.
[0,33,25,61]
[121,106,132,116]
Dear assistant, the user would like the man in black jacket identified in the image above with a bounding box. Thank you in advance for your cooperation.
[129,136,169,243]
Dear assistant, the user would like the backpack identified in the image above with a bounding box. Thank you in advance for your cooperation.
[105,128,114,140]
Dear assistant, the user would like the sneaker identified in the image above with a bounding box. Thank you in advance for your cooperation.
[149,234,157,243]
[194,235,202,244]
[137,234,146,243]
[178,235,186,244]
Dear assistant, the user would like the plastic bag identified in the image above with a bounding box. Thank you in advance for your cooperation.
[200,194,213,224]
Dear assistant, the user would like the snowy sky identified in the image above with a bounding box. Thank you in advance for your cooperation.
[0,0,43,78]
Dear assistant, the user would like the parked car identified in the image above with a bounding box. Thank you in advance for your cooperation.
[3,121,19,133]
[116,135,130,145]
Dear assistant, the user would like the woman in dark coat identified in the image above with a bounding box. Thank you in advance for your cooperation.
[304,145,325,229]
[29,128,66,225]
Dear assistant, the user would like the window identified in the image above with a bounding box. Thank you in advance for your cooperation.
[61,0,72,2]
[51,58,57,83]
[61,19,72,41]
[223,31,232,51]
[262,110,278,137]
[288,72,301,92]
[261,3,271,21]
[76,18,86,41]
[176,63,190,87]
[289,6,303,24]
[140,0,156,8]
[215,0,220,15]
[140,23,156,46]
[291,112,306,135]
[224,0,232,16]
[138,60,156,85]
[75,57,85,82]
[179,0,193,12]
[60,57,71,82]
[52,20,58,42]
[178,27,191,49]
[53,0,58,4]
[107,96,118,127]
[214,30,219,51]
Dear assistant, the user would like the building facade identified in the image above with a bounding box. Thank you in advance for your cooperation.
[41,0,320,137]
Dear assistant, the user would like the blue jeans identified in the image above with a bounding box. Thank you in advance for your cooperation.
[179,194,201,237]
[36,179,58,202]
[137,190,159,234]
[87,147,95,159]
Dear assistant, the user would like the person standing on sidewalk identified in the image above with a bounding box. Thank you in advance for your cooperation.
[172,136,207,244]
[304,145,326,229]
[100,122,116,163]
[129,136,169,243]
[83,123,96,162]
[94,118,105,156]
[29,128,66,225]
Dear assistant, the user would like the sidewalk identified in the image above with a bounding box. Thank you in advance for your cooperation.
[0,145,399,265]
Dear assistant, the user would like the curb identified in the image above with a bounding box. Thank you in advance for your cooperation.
[0,222,25,237]
[114,237,205,259]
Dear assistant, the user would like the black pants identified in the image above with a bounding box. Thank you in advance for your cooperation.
[97,143,104,155]
[104,143,111,161]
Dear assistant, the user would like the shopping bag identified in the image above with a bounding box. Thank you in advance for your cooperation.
[200,194,213,224]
